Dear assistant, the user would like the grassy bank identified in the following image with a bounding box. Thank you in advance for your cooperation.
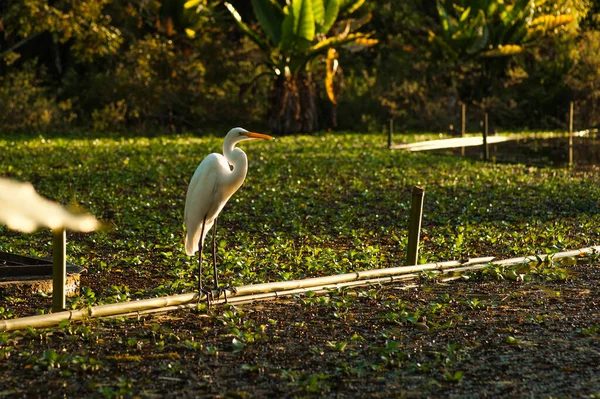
[1,132,599,397]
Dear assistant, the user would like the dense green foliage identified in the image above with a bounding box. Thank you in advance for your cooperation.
[1,133,599,302]
[222,0,376,133]
[0,0,599,133]
[1,132,600,396]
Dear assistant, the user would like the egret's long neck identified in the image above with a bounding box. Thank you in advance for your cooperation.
[223,138,248,190]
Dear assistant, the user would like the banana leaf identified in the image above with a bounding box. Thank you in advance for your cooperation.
[251,0,284,46]
[224,2,271,54]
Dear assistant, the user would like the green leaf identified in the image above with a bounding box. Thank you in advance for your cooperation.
[280,5,295,51]
[184,0,203,9]
[437,1,453,37]
[312,0,325,29]
[232,337,246,352]
[320,0,340,34]
[340,0,364,15]
[466,12,489,55]
[280,0,315,51]
[309,32,368,55]
[224,2,271,54]
[459,6,471,23]
[58,319,71,328]
[252,0,284,45]
[295,0,316,42]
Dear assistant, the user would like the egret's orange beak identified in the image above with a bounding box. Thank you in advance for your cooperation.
[245,132,274,140]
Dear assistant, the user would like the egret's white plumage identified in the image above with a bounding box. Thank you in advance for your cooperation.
[184,127,273,296]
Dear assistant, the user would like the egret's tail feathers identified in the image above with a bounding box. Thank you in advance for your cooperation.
[184,219,212,256]
[185,234,197,256]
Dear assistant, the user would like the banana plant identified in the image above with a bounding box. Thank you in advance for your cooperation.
[434,0,574,58]
[187,0,377,133]
[432,0,576,108]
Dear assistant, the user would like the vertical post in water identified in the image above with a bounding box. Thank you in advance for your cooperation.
[52,228,66,312]
[461,103,466,137]
[461,103,466,156]
[569,101,574,168]
[483,112,489,161]
[406,186,425,266]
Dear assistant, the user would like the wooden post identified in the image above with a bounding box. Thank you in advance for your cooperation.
[569,101,574,168]
[388,119,393,149]
[406,186,425,266]
[461,103,466,137]
[483,112,489,161]
[52,229,66,312]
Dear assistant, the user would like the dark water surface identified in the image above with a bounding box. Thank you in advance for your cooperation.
[435,135,600,170]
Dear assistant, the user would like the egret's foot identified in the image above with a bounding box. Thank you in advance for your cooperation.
[197,288,213,308]
[213,285,237,304]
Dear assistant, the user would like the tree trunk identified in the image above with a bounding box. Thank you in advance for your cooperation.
[269,73,318,134]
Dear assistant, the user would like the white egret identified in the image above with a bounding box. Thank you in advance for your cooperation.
[184,127,273,303]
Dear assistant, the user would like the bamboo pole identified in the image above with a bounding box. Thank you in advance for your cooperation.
[234,256,493,296]
[0,257,495,331]
[1,246,599,331]
[52,229,66,312]
[115,275,468,319]
[406,186,425,265]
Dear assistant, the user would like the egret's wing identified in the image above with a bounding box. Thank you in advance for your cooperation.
[184,154,225,255]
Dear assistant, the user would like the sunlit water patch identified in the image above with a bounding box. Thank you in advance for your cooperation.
[433,134,600,170]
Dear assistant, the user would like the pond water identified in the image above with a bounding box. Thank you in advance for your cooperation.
[434,134,600,170]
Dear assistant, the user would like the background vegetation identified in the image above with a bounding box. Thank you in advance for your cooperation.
[1,0,599,135]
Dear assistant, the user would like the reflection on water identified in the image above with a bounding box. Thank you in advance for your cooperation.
[435,135,600,170]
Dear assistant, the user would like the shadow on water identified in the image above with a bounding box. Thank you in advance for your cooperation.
[434,135,600,170]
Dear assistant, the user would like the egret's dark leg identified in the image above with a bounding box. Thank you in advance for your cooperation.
[211,218,236,303]
[212,217,219,289]
[197,215,212,306]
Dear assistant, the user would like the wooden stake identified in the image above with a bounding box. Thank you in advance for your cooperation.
[406,186,425,266]
[461,103,466,156]
[569,101,574,168]
[388,119,393,149]
[52,229,66,312]
[461,103,466,137]
[483,112,489,161]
